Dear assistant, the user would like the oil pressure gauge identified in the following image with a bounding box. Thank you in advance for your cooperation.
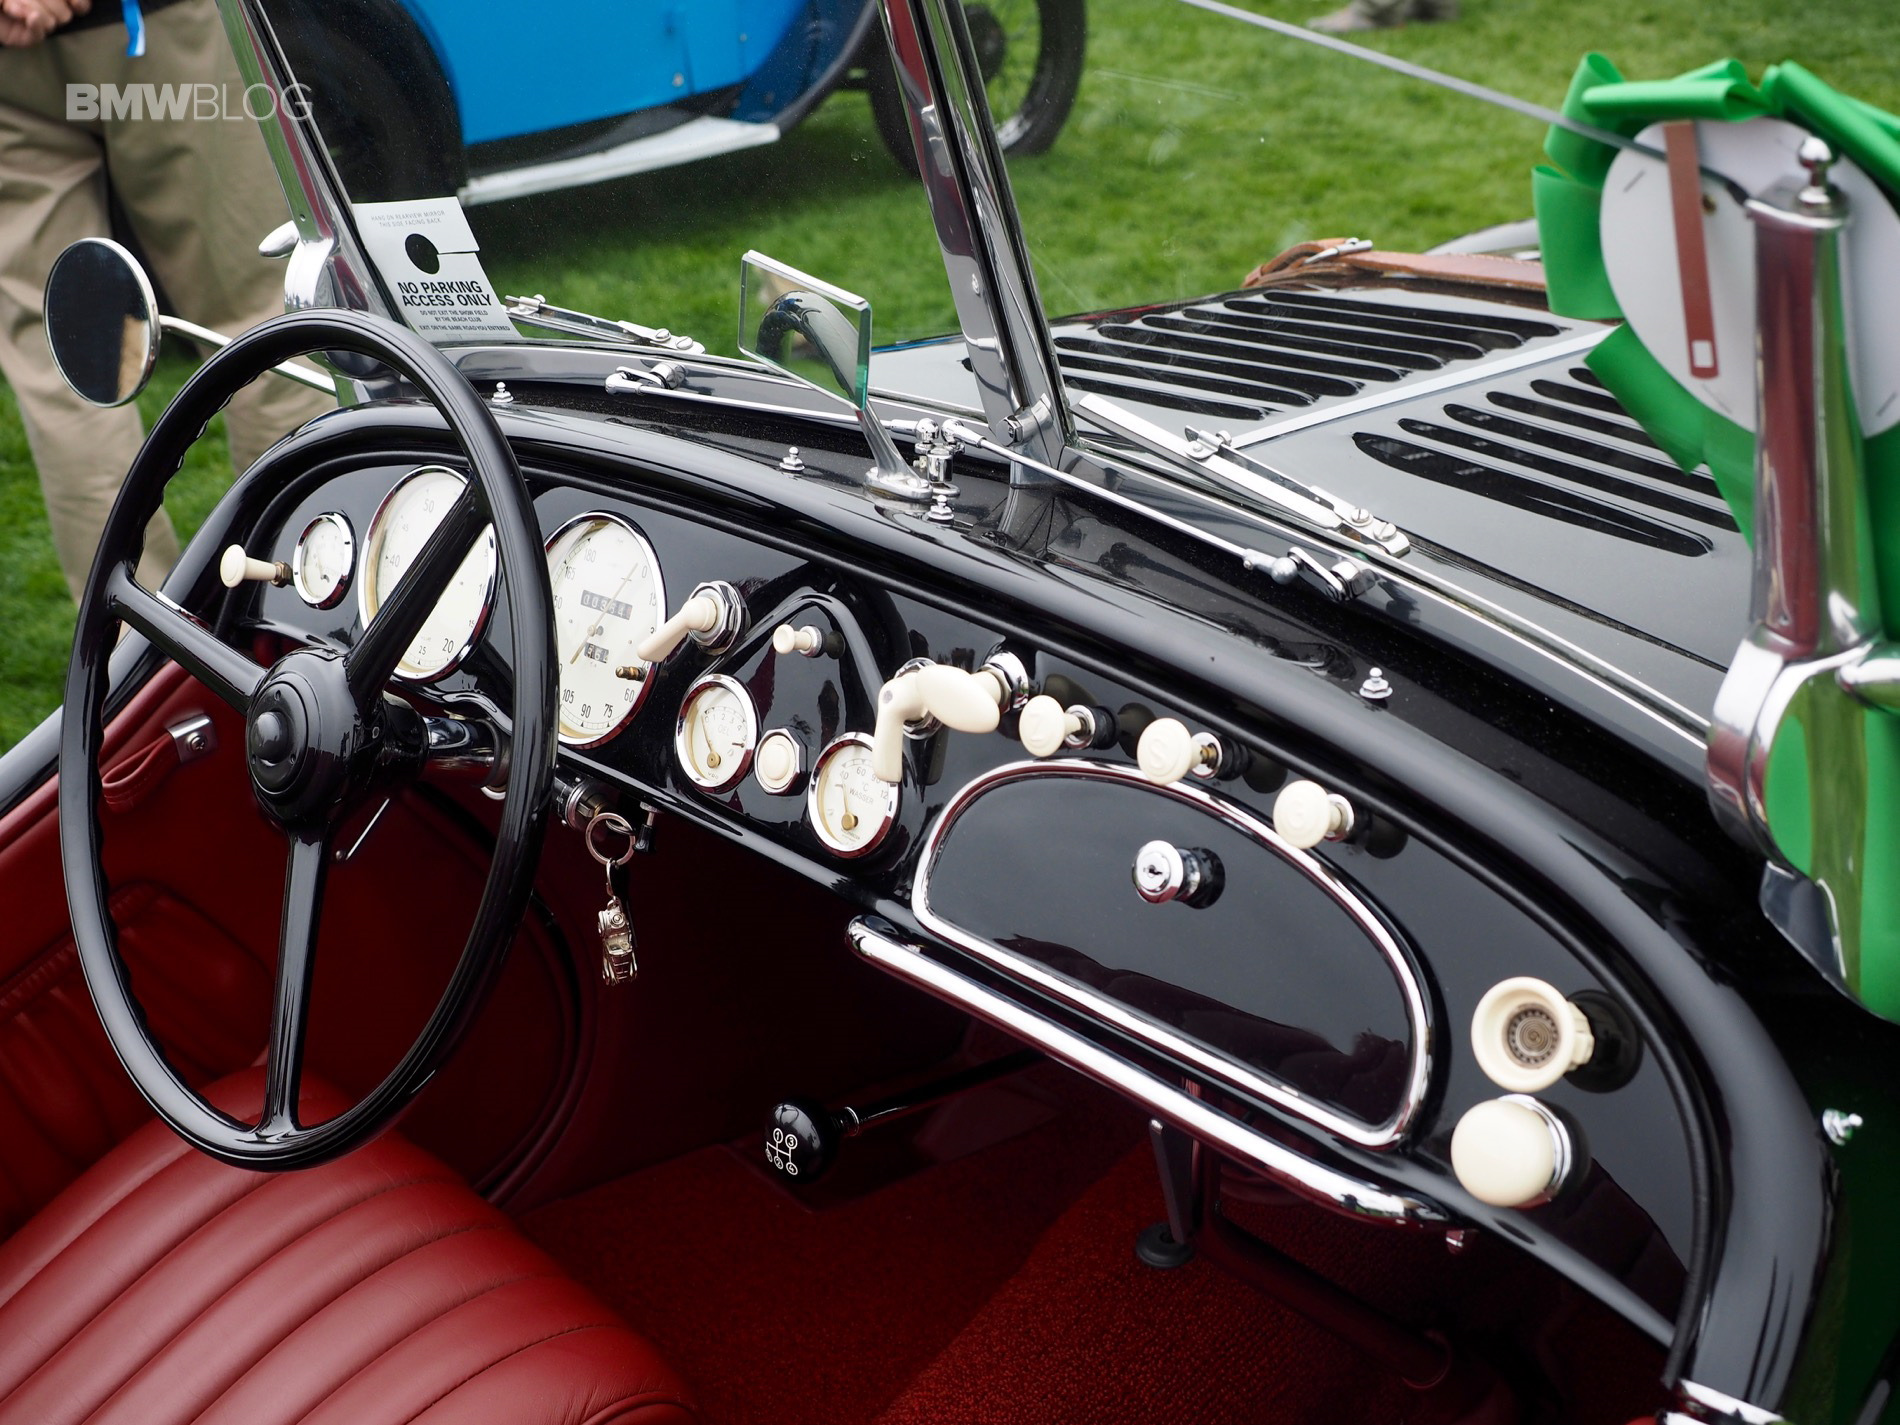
[292,512,353,609]
[675,674,759,793]
[808,733,900,858]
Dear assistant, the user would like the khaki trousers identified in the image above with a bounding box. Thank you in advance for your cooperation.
[0,0,332,599]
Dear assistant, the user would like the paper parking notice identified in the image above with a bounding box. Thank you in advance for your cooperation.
[352,198,519,341]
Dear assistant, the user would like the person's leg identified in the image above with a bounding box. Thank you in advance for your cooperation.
[93,0,331,476]
[0,54,175,599]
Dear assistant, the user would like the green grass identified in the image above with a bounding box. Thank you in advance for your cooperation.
[3,0,1896,750]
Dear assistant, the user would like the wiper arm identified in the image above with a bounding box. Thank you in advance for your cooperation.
[503,293,703,354]
[1074,392,1409,557]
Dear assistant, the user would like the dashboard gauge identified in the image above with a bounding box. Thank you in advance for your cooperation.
[808,733,900,858]
[675,674,758,793]
[292,512,354,609]
[359,465,496,681]
[546,513,666,746]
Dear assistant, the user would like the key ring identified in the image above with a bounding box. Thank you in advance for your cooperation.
[585,810,637,868]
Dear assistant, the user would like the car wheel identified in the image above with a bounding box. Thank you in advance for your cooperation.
[869,0,1087,175]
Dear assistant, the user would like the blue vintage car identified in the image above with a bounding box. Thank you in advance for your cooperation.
[266,0,1085,202]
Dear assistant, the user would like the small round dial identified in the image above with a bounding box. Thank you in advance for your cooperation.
[359,465,496,681]
[808,733,900,858]
[675,674,759,793]
[546,513,666,746]
[292,512,354,609]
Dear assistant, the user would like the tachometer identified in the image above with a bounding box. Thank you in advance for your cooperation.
[359,465,497,681]
[808,733,900,858]
[546,513,666,746]
[675,674,758,792]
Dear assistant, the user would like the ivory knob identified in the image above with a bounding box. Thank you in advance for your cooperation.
[1450,1097,1571,1209]
[1136,718,1198,784]
[220,544,287,589]
[1273,779,1351,849]
[1019,695,1082,758]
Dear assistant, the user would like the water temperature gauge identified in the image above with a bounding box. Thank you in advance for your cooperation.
[675,674,759,793]
[808,733,901,858]
[291,511,353,609]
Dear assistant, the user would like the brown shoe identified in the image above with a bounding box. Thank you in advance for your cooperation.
[1408,0,1459,20]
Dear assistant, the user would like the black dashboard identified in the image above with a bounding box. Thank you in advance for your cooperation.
[216,415,1718,1346]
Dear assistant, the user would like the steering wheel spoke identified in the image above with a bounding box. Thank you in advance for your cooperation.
[260,827,331,1137]
[108,566,265,711]
[346,485,486,697]
[62,308,556,1170]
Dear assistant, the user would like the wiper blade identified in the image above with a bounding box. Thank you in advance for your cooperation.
[1075,391,1410,556]
[503,294,703,354]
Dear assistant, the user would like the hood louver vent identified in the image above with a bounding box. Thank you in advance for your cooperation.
[1350,366,1736,556]
[1055,291,1558,422]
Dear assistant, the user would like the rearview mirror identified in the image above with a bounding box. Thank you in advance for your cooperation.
[739,251,871,411]
[44,237,160,408]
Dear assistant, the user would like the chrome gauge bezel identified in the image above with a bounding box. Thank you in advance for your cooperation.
[357,464,497,683]
[807,732,901,859]
[291,511,354,610]
[674,673,759,793]
[545,511,667,749]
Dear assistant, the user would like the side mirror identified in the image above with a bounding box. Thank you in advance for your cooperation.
[737,250,929,502]
[44,237,159,408]
[739,250,871,410]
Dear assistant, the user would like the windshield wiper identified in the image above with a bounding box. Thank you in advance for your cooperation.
[503,294,703,354]
[1074,392,1410,557]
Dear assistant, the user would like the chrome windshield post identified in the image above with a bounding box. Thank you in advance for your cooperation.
[213,0,394,339]
[1707,137,1885,995]
[878,0,1072,472]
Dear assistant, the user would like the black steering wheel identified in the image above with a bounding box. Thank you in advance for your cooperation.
[59,309,557,1170]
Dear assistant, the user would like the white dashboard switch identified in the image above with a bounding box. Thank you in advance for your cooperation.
[1450,1096,1572,1209]
[220,544,288,589]
[1019,695,1083,758]
[772,623,825,657]
[1136,718,1198,784]
[871,662,1005,784]
[754,729,804,794]
[1273,779,1352,849]
[1470,977,1596,1093]
[638,586,734,663]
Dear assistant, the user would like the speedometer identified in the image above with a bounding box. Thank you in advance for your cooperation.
[808,733,900,858]
[359,465,496,681]
[546,512,666,746]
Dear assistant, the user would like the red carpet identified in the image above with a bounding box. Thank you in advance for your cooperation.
[520,1067,1146,1425]
[524,1067,1666,1425]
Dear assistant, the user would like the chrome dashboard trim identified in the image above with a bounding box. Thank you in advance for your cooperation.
[545,511,666,749]
[910,758,1434,1150]
[849,917,1448,1225]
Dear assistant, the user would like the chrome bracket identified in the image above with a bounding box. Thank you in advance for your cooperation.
[506,293,703,354]
[1078,393,1410,557]
[167,713,217,764]
[1252,545,1375,603]
[605,359,688,395]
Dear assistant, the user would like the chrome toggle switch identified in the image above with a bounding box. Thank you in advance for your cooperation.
[1132,840,1223,907]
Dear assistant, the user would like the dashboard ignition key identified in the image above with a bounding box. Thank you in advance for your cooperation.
[586,811,640,985]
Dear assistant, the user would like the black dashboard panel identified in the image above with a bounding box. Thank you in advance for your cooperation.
[231,437,1700,1336]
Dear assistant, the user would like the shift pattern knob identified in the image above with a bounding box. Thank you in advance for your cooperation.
[765,1099,841,1181]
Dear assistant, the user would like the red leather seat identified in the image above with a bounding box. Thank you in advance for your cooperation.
[0,1073,695,1425]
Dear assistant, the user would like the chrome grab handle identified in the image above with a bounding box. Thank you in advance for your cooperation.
[847,917,1448,1226]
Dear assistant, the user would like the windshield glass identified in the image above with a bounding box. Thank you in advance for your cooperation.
[998,0,1900,442]
[256,0,958,356]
